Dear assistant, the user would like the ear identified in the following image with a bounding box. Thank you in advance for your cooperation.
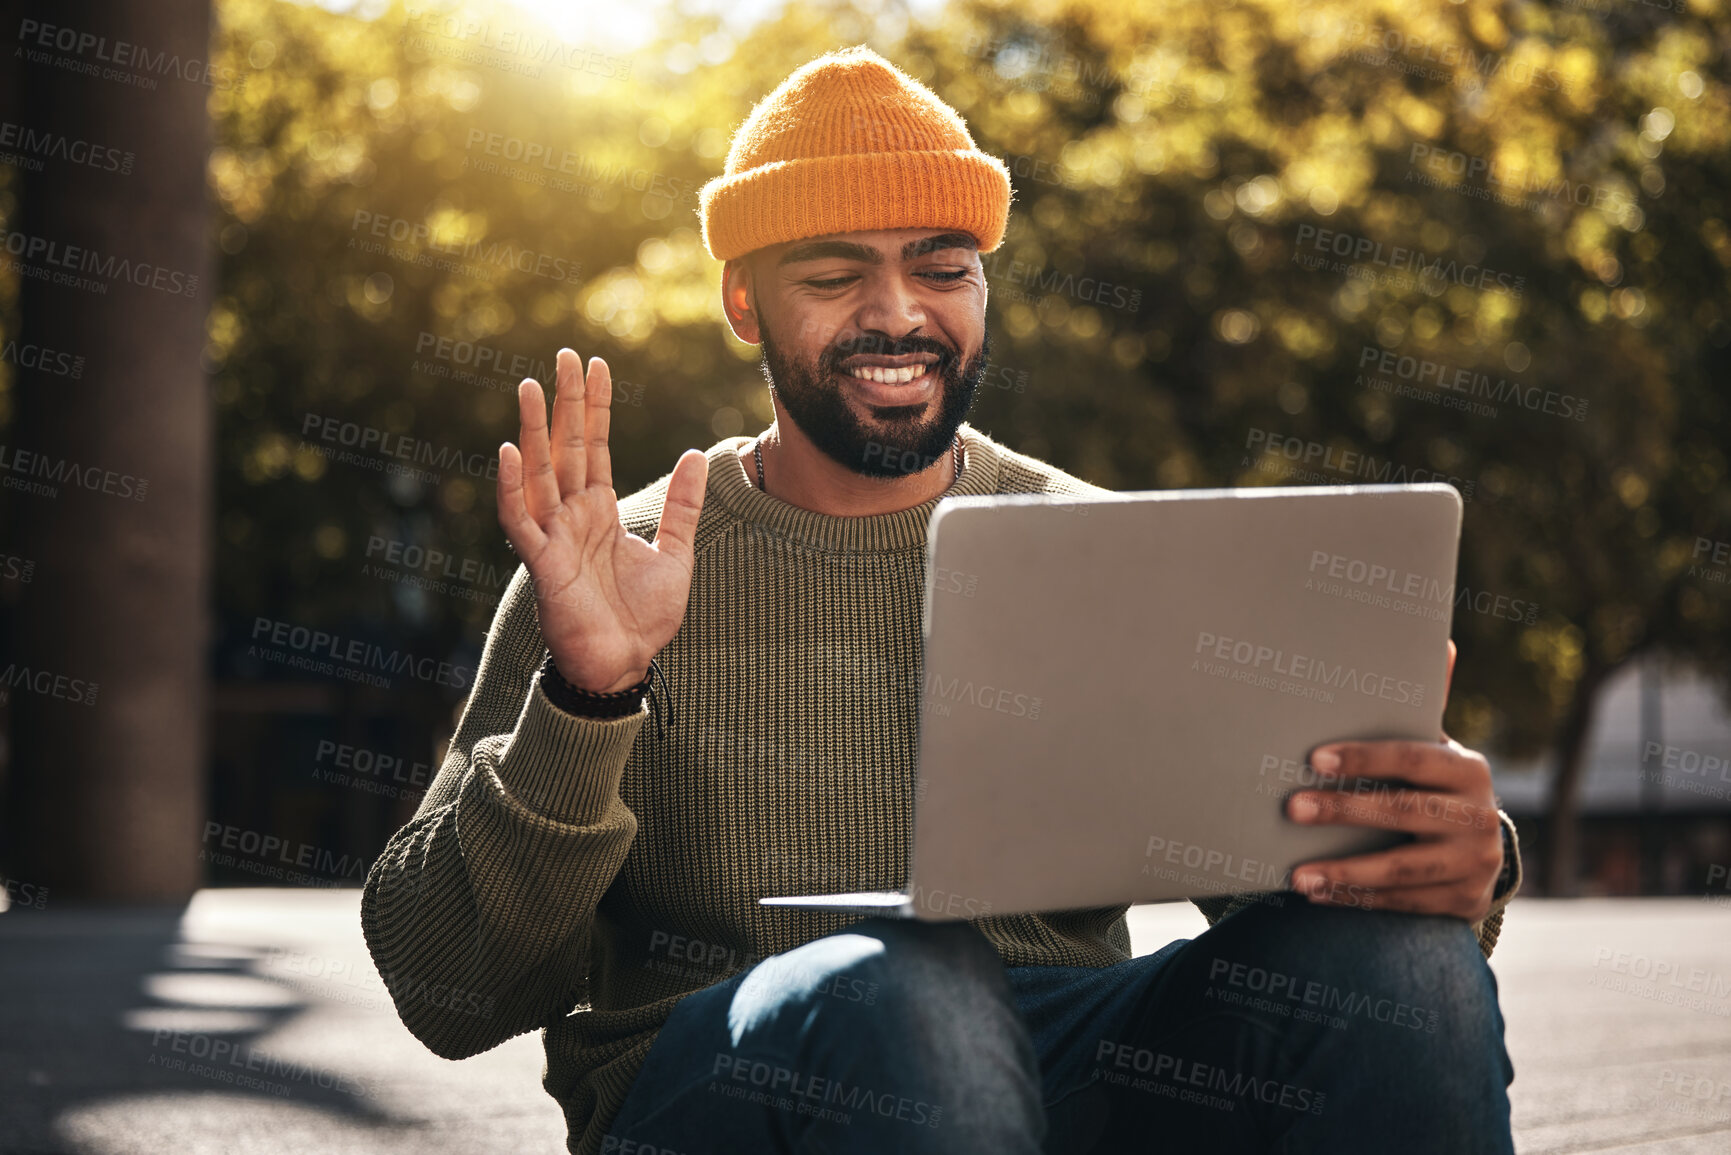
[721,258,761,345]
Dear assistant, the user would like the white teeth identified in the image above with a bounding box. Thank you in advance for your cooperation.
[848,363,929,384]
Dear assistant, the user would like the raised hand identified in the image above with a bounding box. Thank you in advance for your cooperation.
[498,348,709,693]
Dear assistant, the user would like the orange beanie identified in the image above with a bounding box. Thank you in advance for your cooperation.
[698,46,1012,261]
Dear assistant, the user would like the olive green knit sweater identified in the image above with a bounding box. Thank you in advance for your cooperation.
[360,423,1520,1155]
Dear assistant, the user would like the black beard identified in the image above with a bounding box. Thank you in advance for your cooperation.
[758,323,988,479]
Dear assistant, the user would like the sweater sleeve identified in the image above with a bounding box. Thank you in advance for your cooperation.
[361,564,646,1060]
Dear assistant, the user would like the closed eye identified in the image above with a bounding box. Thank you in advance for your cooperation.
[800,268,970,291]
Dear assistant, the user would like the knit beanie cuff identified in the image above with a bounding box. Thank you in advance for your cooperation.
[699,148,1012,262]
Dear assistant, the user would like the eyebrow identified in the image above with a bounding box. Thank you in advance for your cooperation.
[901,231,979,260]
[777,231,980,268]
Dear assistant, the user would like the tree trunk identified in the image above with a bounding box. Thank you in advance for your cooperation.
[3,0,212,900]
[1543,660,1613,897]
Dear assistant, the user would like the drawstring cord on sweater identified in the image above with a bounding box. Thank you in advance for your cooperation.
[646,656,674,740]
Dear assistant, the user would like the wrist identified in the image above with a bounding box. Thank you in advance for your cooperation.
[539,653,650,719]
[553,657,649,695]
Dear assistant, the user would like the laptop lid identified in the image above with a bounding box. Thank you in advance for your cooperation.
[902,483,1461,919]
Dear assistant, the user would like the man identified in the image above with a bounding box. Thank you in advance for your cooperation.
[362,46,1521,1154]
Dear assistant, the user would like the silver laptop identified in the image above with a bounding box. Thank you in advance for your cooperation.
[760,483,1462,920]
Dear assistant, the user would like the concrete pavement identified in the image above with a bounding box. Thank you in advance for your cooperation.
[2,892,1727,1153]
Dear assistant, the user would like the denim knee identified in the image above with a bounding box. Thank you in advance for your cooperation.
[704,919,1044,1152]
[725,916,1013,1051]
[1202,900,1507,1074]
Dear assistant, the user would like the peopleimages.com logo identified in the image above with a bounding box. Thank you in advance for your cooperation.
[1357,345,1588,422]
[403,8,632,81]
[247,616,472,690]
[1306,550,1539,626]
[15,18,247,92]
[0,661,99,707]
[1192,630,1426,708]
[1244,428,1475,498]
[299,412,500,483]
[350,210,582,284]
[200,821,370,883]
[0,227,199,297]
[1292,223,1526,297]
[0,120,135,175]
[1406,143,1636,214]
[0,442,147,502]
[1,337,86,379]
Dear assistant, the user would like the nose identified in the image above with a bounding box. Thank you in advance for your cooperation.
[853,270,927,341]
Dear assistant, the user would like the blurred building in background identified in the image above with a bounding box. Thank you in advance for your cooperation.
[1497,656,1731,897]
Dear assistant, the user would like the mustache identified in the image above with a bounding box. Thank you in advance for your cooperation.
[819,332,956,372]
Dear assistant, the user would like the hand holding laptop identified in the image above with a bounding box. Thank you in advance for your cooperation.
[763,483,1488,922]
[1285,640,1507,924]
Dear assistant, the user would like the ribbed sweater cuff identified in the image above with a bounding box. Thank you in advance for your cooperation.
[491,673,647,825]
[1491,809,1522,904]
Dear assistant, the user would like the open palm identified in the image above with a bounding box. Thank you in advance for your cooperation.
[498,348,709,693]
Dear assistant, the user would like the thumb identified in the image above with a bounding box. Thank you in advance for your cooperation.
[1440,638,1457,741]
[654,449,709,568]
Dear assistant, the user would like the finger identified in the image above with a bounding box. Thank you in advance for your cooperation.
[1292,840,1478,894]
[1287,786,1500,836]
[654,450,709,568]
[1309,739,1491,794]
[550,349,586,496]
[517,377,561,519]
[496,442,546,555]
[1442,639,1457,740]
[584,355,614,491]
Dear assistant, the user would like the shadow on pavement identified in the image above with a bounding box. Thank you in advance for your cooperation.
[0,901,395,1155]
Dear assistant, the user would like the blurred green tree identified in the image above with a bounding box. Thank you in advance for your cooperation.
[184,0,1729,892]
[907,0,1731,893]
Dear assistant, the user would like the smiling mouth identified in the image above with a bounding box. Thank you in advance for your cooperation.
[837,354,942,385]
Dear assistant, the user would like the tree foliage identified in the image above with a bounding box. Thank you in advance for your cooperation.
[192,0,1731,883]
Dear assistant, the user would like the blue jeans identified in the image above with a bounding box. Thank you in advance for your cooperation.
[602,898,1515,1154]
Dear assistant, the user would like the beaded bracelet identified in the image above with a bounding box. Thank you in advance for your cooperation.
[1492,818,1518,901]
[538,652,674,737]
